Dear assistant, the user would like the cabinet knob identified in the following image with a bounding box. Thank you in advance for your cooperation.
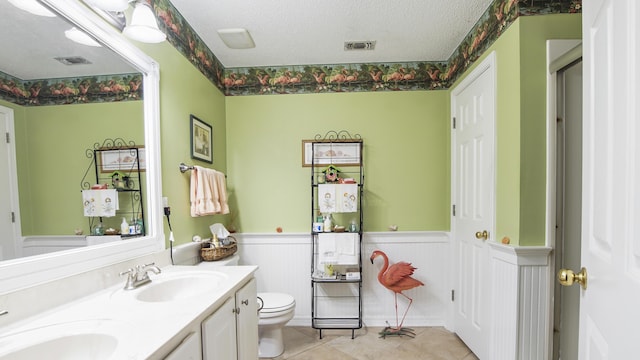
[233,307,241,314]
[241,299,249,306]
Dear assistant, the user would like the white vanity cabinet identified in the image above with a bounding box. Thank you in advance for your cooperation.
[202,278,258,360]
[235,278,258,360]
[164,332,202,360]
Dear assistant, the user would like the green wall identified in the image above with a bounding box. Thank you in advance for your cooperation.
[136,41,227,245]
[225,91,451,233]
[5,99,144,235]
[518,14,581,245]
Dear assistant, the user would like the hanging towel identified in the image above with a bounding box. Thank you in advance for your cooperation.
[82,189,118,217]
[317,233,358,271]
[318,184,358,213]
[318,184,336,213]
[338,184,358,213]
[317,233,337,272]
[334,232,358,264]
[190,165,229,217]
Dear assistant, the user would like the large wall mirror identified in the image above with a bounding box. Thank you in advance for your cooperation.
[0,0,163,293]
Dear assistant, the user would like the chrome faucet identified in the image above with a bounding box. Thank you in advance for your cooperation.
[119,262,161,290]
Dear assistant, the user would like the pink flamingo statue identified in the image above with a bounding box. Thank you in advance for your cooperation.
[370,250,424,337]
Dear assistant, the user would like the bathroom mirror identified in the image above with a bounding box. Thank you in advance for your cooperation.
[0,0,163,293]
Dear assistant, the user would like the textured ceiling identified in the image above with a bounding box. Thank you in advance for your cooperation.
[0,1,134,80]
[169,0,495,68]
[1,0,495,79]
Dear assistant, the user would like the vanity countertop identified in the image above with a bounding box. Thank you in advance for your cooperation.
[0,265,258,359]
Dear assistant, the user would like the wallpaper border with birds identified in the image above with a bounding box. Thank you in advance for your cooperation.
[151,0,582,97]
[0,0,581,106]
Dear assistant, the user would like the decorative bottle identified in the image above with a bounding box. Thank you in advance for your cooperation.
[120,218,129,235]
[323,214,333,232]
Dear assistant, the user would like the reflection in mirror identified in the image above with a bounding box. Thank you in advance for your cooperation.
[0,0,163,293]
[0,0,143,260]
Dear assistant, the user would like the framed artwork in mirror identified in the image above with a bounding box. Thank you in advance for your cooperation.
[190,114,213,163]
[100,147,146,172]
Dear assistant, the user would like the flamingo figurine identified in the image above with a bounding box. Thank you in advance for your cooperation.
[370,250,424,337]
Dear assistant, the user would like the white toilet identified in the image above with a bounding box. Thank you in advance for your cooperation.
[256,292,296,358]
[197,254,296,358]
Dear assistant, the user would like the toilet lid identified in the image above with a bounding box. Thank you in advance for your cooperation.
[257,292,295,313]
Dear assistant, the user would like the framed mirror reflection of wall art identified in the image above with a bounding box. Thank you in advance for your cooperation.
[190,114,213,163]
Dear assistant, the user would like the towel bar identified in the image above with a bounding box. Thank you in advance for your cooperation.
[179,163,194,173]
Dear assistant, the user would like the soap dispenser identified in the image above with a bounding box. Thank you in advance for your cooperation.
[121,217,129,235]
[323,214,333,232]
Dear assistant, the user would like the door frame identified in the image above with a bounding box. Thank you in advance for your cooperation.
[448,51,497,340]
[0,104,22,259]
[545,40,582,360]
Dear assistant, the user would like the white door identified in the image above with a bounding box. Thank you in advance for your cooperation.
[576,0,640,357]
[0,105,20,260]
[451,52,496,360]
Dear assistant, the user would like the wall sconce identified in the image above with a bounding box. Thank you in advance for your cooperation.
[83,0,166,44]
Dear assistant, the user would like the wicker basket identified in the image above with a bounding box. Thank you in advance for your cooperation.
[201,238,238,261]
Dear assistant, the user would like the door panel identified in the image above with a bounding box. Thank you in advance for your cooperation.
[452,52,495,360]
[579,0,640,358]
[0,105,18,260]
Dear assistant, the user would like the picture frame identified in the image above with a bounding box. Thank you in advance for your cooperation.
[302,140,362,167]
[100,147,146,172]
[190,114,213,163]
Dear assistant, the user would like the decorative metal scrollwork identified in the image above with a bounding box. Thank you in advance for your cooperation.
[314,130,362,141]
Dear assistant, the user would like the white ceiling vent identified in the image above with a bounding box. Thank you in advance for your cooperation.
[344,41,376,51]
[54,56,92,65]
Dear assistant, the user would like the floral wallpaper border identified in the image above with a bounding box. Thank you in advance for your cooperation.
[153,0,581,97]
[0,0,580,106]
[0,71,143,106]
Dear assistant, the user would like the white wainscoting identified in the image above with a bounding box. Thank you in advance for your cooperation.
[21,235,88,257]
[489,243,552,360]
[236,231,450,327]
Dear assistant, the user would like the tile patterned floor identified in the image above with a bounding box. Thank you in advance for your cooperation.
[265,326,479,360]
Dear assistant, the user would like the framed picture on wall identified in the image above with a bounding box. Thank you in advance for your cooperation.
[302,140,361,167]
[190,114,213,163]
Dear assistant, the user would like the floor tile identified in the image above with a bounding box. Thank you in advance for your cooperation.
[265,326,477,360]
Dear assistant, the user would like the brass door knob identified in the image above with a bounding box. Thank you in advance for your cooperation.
[558,267,588,290]
[475,230,489,240]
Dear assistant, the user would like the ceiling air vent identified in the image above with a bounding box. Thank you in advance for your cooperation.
[344,41,376,51]
[54,56,92,65]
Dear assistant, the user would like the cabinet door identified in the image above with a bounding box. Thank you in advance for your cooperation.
[202,296,237,360]
[235,278,258,360]
[164,332,202,360]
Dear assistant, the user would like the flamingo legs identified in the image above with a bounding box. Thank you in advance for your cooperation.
[379,292,416,338]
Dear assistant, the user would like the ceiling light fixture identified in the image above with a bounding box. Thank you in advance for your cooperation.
[65,27,102,47]
[8,0,56,17]
[82,0,166,44]
[217,28,255,49]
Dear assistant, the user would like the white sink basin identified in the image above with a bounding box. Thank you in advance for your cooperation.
[133,271,228,303]
[0,320,123,360]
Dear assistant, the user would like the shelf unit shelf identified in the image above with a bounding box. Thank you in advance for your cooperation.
[309,132,363,339]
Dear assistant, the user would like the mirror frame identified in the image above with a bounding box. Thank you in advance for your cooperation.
[0,0,164,294]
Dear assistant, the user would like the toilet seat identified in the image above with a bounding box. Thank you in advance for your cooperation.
[258,292,295,314]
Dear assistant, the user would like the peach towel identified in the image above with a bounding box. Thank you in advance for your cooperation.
[190,166,229,216]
